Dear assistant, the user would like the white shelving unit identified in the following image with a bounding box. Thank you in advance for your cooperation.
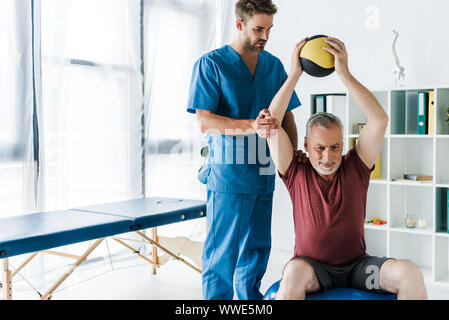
[311,86,449,288]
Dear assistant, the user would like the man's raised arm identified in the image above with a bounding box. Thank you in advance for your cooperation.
[323,37,389,169]
[263,39,306,175]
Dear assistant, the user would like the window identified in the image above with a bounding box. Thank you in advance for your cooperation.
[143,0,217,240]
[40,0,143,208]
[144,0,215,201]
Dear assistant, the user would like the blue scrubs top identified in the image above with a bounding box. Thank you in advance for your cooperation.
[187,45,301,194]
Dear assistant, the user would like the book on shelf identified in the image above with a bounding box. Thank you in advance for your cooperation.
[315,95,326,113]
[371,155,381,179]
[325,94,346,120]
[417,91,429,134]
[428,91,435,135]
[447,188,449,233]
[313,94,347,115]
[403,174,433,181]
[354,138,381,179]
[356,123,366,134]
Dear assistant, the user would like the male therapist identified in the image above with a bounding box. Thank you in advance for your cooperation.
[187,0,301,300]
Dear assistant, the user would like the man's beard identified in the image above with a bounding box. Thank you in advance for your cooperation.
[312,161,340,176]
[243,37,266,52]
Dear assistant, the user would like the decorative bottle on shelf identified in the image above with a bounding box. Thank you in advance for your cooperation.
[405,212,416,228]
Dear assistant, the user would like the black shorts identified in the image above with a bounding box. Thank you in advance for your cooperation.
[288,255,393,294]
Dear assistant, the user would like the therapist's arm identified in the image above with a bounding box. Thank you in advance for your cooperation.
[265,39,306,175]
[196,109,280,136]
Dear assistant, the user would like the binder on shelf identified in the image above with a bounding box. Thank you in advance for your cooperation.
[428,91,435,135]
[417,91,429,134]
[371,155,381,179]
[356,123,366,134]
[391,91,406,134]
[325,95,333,114]
[326,94,346,122]
[315,95,326,113]
[356,138,381,179]
[447,188,449,233]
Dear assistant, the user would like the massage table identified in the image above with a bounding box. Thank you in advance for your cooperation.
[0,197,206,300]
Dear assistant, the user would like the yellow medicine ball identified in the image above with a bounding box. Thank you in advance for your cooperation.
[299,35,335,77]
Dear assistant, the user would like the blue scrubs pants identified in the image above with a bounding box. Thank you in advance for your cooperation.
[202,190,273,300]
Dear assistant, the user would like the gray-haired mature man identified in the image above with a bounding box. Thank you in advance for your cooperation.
[260,37,427,300]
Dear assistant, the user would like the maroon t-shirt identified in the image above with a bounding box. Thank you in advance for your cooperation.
[279,146,373,266]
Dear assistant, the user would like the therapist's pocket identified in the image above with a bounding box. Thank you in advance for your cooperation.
[198,164,211,184]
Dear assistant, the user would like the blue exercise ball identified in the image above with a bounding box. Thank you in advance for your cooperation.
[263,280,397,300]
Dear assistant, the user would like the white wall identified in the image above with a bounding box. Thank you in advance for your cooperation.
[256,0,449,250]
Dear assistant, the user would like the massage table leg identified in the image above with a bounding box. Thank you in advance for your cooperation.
[11,252,40,278]
[2,258,12,300]
[136,231,201,274]
[112,229,201,274]
[41,238,105,300]
[152,228,159,274]
[111,237,157,266]
[2,231,201,300]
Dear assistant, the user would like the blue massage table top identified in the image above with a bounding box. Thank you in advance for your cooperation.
[0,197,206,259]
[72,197,206,230]
[0,210,134,259]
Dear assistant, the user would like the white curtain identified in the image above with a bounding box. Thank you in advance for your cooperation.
[216,0,237,47]
[1,0,234,298]
[40,0,143,210]
[2,0,143,297]
[143,0,218,241]
[0,1,36,218]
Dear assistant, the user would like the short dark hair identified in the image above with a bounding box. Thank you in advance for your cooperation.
[306,112,344,138]
[235,0,278,24]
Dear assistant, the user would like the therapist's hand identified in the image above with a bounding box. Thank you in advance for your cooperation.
[294,149,309,164]
[254,109,279,139]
